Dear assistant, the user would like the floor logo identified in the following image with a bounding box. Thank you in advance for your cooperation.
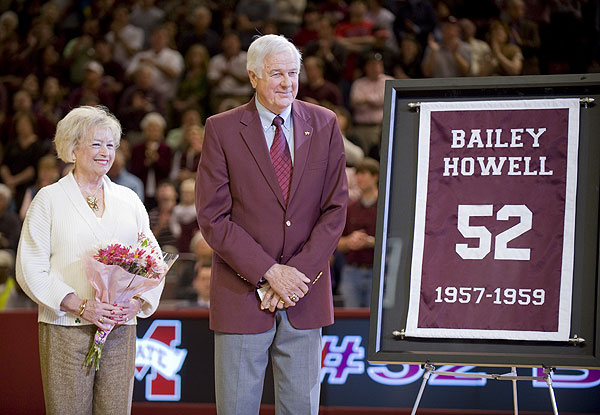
[321,335,365,384]
[135,320,188,401]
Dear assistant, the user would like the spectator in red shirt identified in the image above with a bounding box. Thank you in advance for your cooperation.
[335,0,375,57]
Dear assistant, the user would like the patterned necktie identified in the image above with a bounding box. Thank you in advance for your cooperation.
[270,115,292,205]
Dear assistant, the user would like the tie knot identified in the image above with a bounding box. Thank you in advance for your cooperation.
[272,115,283,128]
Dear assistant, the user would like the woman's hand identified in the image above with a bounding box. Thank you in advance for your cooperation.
[61,294,122,331]
[84,298,142,329]
[116,297,143,324]
[82,299,123,331]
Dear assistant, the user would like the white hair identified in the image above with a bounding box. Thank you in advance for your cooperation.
[54,106,121,163]
[246,34,302,78]
[140,112,166,130]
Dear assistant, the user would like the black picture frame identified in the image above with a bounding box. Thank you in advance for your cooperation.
[368,74,600,369]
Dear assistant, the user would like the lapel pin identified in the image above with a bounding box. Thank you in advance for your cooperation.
[304,131,310,136]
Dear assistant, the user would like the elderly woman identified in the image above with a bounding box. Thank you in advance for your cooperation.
[15,106,164,414]
[129,112,172,209]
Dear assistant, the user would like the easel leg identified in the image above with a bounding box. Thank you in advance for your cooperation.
[410,364,434,415]
[545,370,559,415]
[511,367,518,415]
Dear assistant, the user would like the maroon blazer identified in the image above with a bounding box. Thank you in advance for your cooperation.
[196,98,348,334]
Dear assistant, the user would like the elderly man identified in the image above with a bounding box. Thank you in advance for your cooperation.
[196,34,348,414]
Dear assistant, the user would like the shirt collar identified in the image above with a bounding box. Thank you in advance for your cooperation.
[255,96,292,132]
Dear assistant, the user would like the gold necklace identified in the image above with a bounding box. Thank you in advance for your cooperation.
[86,195,100,211]
[75,176,103,211]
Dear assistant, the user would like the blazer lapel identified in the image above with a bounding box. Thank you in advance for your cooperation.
[289,102,312,202]
[239,100,287,208]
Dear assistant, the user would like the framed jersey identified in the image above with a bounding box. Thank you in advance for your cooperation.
[369,74,600,368]
[406,99,579,341]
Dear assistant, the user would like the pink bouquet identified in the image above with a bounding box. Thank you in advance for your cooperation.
[84,233,178,370]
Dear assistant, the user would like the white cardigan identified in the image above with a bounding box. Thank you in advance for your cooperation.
[16,172,165,326]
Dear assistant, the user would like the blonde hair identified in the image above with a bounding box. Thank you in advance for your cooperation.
[54,106,121,163]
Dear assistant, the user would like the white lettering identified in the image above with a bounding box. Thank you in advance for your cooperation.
[494,129,508,148]
[452,128,546,148]
[443,156,552,177]
[461,157,475,175]
[477,157,506,176]
[539,156,553,175]
[451,130,465,148]
[467,130,484,148]
[525,128,546,147]
[485,129,501,148]
[510,128,524,147]
[443,157,460,176]
[523,157,537,176]
[508,157,522,175]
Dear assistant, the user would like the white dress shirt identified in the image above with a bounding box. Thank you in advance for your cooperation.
[255,98,295,164]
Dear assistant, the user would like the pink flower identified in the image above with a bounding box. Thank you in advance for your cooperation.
[144,256,158,274]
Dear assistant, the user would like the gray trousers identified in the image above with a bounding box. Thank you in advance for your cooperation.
[38,323,136,415]
[214,311,322,415]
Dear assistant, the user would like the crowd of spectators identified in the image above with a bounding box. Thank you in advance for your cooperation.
[1,0,599,308]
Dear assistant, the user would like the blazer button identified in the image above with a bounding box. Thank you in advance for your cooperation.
[285,220,291,227]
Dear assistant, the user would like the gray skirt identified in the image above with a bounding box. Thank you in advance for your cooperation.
[38,322,136,415]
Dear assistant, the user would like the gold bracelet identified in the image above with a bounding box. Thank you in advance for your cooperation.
[78,299,88,317]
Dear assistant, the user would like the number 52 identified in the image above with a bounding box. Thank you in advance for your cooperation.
[456,204,532,261]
